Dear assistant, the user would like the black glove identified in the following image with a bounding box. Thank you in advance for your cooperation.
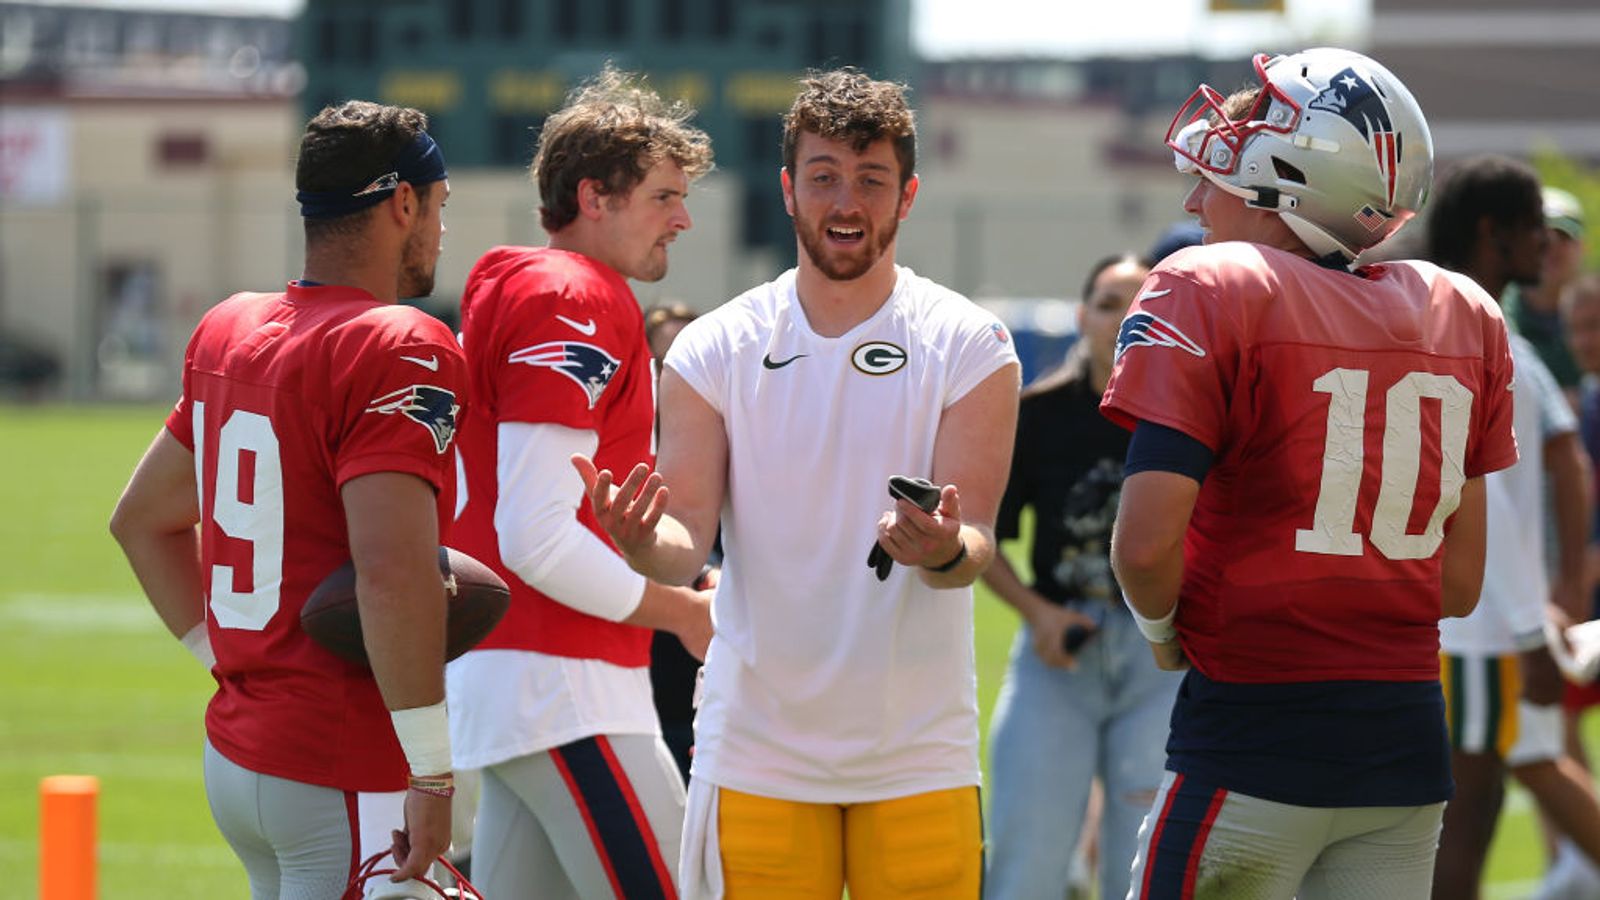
[868,476,943,582]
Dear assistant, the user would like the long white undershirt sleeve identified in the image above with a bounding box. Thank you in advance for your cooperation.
[494,422,647,622]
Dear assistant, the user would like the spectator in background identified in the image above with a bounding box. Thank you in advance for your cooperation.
[643,300,711,783]
[983,252,1182,900]
[1506,186,1589,402]
[1547,270,1600,900]
[1425,155,1600,900]
[1143,220,1204,268]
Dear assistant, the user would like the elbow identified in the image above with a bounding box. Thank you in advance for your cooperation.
[1110,533,1175,580]
[108,496,138,549]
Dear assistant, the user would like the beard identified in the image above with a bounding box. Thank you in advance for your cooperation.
[795,208,898,282]
[398,223,437,299]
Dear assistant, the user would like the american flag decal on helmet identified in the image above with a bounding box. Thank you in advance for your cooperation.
[1308,66,1401,209]
[1115,311,1206,362]
[1354,204,1392,233]
[507,340,621,410]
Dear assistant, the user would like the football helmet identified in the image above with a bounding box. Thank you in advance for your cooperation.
[342,850,483,900]
[1166,48,1433,261]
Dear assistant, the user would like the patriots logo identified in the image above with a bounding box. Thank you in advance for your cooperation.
[507,341,621,409]
[1115,311,1206,362]
[365,385,459,454]
[1308,66,1402,209]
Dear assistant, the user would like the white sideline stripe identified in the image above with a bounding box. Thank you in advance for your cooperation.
[0,837,237,868]
[0,593,162,633]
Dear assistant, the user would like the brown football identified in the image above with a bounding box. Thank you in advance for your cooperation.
[300,547,510,666]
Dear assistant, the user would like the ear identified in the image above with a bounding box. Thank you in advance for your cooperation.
[576,178,607,222]
[387,181,418,228]
[780,167,795,217]
[897,174,920,221]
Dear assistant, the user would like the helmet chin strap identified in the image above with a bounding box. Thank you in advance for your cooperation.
[1201,168,1356,263]
[1199,168,1297,212]
[1282,212,1357,264]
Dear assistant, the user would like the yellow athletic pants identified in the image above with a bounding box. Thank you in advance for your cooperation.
[717,784,983,899]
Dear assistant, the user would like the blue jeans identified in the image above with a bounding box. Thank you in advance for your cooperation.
[984,606,1183,900]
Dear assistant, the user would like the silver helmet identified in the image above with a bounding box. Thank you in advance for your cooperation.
[1166,48,1434,261]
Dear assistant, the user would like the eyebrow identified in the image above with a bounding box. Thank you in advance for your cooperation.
[802,154,893,173]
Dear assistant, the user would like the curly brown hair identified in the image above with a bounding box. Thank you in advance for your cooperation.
[782,68,916,187]
[531,66,714,234]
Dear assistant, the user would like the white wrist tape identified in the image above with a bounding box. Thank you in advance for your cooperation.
[390,701,452,776]
[1128,602,1179,644]
[180,622,215,668]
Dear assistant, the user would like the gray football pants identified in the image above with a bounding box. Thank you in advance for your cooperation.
[473,733,686,899]
[1126,771,1445,900]
[203,740,434,899]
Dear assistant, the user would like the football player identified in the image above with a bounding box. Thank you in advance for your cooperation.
[577,68,1020,899]
[1102,49,1518,899]
[444,66,714,898]
[1425,156,1600,900]
[110,102,463,898]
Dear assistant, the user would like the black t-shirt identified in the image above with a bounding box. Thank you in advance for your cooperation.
[996,370,1131,606]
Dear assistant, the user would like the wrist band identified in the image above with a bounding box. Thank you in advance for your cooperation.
[390,701,453,776]
[925,539,967,574]
[181,622,215,668]
[1128,601,1179,644]
[407,773,456,798]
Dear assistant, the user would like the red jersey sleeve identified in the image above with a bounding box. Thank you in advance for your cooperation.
[492,267,636,430]
[1467,302,1518,477]
[327,307,467,492]
[1100,269,1242,451]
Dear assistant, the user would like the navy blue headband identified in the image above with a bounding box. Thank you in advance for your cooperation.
[296,131,448,220]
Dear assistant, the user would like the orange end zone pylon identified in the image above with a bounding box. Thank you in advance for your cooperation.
[39,775,98,900]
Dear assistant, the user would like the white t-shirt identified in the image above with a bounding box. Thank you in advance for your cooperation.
[1440,334,1575,655]
[665,266,1018,803]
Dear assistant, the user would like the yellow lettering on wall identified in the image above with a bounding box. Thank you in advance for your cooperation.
[490,71,565,113]
[380,71,462,110]
[725,72,802,115]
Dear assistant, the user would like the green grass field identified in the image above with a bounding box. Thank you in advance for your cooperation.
[2,404,1595,898]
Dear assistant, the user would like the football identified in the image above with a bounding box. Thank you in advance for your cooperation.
[300,547,510,666]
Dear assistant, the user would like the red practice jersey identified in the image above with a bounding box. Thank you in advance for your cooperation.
[451,247,656,666]
[165,282,466,792]
[1102,243,1517,684]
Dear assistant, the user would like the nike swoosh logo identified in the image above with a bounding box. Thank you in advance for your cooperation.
[555,314,597,336]
[400,354,440,371]
[1138,289,1173,301]
[762,353,808,370]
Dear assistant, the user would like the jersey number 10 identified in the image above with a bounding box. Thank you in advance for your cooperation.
[1295,368,1472,561]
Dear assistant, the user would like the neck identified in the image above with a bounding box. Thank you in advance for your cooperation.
[301,238,401,303]
[1090,356,1113,393]
[792,246,900,338]
[1467,266,1507,301]
[548,226,616,275]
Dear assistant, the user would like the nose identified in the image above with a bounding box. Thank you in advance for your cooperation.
[1182,179,1206,216]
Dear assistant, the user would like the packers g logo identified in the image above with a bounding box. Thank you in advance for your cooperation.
[851,341,907,376]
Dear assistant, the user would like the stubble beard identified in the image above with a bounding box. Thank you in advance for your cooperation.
[398,225,437,299]
[795,210,899,282]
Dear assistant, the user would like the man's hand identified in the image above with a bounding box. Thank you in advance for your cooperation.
[572,456,667,562]
[1521,645,1565,705]
[1028,604,1100,671]
[389,788,451,882]
[876,485,964,569]
[1148,638,1190,672]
